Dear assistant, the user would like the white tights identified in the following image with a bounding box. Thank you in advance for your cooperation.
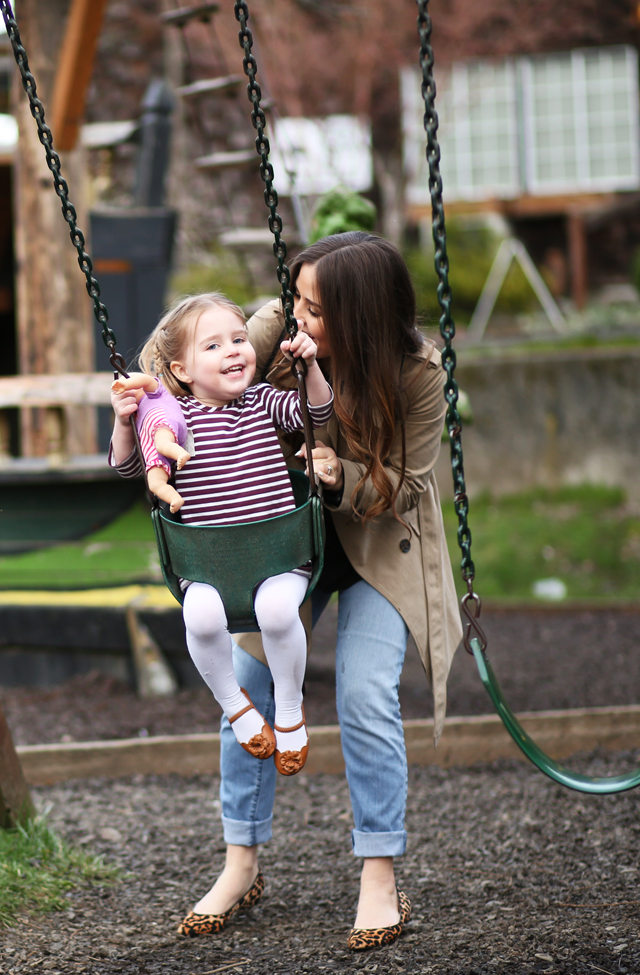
[183,572,309,751]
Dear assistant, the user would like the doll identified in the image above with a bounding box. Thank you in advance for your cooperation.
[111,373,191,512]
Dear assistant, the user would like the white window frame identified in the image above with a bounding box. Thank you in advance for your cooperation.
[521,46,640,195]
[402,45,640,203]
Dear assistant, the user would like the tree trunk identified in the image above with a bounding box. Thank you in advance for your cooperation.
[0,702,35,828]
[12,0,97,457]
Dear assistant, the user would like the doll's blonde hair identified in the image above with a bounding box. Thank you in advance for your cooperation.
[138,292,246,397]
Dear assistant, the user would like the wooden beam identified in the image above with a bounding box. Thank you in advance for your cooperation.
[51,0,109,152]
[15,704,640,785]
[12,0,98,457]
[568,211,588,311]
[0,372,113,407]
[0,702,35,827]
[406,192,617,224]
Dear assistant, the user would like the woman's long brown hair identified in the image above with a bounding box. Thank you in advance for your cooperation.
[288,232,426,522]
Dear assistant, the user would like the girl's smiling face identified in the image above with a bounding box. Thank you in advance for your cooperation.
[170,306,256,407]
[293,262,330,361]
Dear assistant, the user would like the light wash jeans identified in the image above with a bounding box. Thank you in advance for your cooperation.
[220,579,409,857]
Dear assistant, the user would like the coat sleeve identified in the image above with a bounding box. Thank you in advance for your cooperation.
[326,349,447,520]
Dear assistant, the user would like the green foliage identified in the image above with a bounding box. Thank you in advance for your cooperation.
[310,188,377,243]
[630,247,640,295]
[442,484,640,601]
[0,817,118,927]
[0,502,158,590]
[171,247,256,309]
[406,220,538,325]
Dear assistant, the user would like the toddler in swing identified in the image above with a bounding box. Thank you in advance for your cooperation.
[110,293,333,774]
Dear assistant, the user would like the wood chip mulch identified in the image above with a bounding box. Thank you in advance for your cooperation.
[2,750,640,975]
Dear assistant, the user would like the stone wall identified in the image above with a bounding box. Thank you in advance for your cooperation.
[434,345,640,503]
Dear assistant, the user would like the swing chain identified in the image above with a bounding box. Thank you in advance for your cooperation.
[233,1,298,342]
[416,0,478,598]
[0,0,117,355]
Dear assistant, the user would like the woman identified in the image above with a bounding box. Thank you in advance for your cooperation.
[111,232,462,950]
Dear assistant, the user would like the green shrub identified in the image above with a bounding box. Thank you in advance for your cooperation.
[310,189,377,243]
[630,247,640,295]
[171,247,256,309]
[407,220,538,326]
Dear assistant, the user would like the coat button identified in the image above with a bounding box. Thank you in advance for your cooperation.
[399,538,411,553]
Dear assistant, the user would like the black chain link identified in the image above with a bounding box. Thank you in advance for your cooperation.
[233,1,298,342]
[0,0,122,368]
[416,0,486,652]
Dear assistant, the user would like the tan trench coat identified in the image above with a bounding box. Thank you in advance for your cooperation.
[235,301,462,741]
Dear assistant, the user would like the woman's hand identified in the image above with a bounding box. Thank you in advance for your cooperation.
[296,439,343,491]
[281,329,317,366]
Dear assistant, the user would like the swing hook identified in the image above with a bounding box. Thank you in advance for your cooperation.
[109,345,129,380]
[461,583,488,656]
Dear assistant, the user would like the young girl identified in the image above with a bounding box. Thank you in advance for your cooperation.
[110,292,333,775]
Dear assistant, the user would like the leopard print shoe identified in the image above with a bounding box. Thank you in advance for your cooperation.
[177,871,265,937]
[347,890,411,951]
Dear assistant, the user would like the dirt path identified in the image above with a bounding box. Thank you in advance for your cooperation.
[2,751,640,975]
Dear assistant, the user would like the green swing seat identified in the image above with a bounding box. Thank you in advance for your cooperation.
[151,469,324,631]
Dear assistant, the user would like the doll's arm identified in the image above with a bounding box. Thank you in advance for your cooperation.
[111,372,159,398]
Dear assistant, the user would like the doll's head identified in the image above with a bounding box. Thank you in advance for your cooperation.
[139,293,255,406]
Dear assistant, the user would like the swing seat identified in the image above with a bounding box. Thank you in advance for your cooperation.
[151,468,324,631]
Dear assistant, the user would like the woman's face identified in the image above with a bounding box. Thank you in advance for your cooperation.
[293,263,331,360]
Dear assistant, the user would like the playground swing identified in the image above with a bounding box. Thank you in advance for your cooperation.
[0,0,324,632]
[4,0,639,792]
[416,0,640,795]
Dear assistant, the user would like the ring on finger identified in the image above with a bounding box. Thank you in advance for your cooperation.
[326,464,333,476]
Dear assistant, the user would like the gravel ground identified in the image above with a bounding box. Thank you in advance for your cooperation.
[2,607,640,973]
[2,606,640,745]
[2,752,640,975]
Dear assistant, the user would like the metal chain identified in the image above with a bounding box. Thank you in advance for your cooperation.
[0,0,124,373]
[416,0,486,652]
[233,0,298,342]
[233,0,321,499]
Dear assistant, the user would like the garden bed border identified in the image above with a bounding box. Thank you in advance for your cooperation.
[16,704,640,784]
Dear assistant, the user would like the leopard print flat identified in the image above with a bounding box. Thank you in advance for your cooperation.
[347,890,411,951]
[177,870,265,937]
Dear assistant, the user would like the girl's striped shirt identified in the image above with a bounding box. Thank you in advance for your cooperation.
[113,383,333,526]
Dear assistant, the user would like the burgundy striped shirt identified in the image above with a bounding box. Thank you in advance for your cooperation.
[112,383,333,526]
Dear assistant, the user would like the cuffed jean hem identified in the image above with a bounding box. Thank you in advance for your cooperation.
[221,815,273,847]
[351,829,407,858]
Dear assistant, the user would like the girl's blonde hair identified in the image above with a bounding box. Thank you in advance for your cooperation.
[138,292,246,396]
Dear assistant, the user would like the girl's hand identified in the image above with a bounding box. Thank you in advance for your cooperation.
[296,439,343,490]
[281,329,318,366]
[110,385,139,427]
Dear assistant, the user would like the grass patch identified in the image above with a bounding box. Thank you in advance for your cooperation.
[0,502,158,590]
[1,484,638,601]
[443,484,640,602]
[0,816,118,927]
